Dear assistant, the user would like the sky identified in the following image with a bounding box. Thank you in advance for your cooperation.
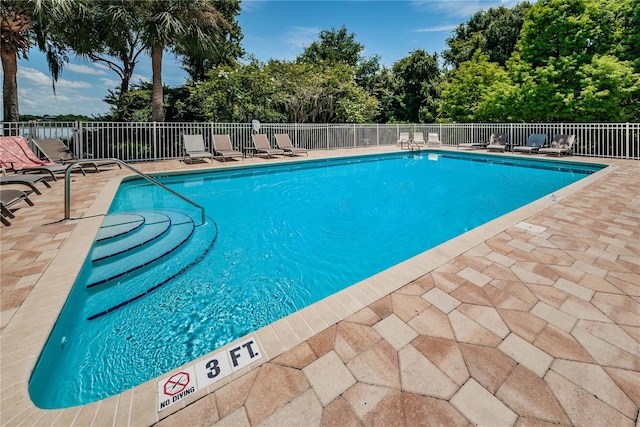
[8,0,521,118]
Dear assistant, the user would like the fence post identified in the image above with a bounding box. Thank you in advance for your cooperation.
[73,121,81,158]
[626,122,630,160]
[326,124,329,150]
[353,123,356,148]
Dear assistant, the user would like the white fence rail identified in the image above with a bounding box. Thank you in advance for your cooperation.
[2,121,638,161]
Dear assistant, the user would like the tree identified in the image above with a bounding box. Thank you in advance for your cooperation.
[70,1,143,101]
[443,3,531,68]
[133,0,231,122]
[297,25,363,67]
[388,50,440,122]
[0,0,86,122]
[506,0,639,122]
[439,51,510,122]
[187,59,284,123]
[179,0,244,82]
[576,55,640,121]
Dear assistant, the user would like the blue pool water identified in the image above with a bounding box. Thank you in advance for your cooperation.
[29,151,602,408]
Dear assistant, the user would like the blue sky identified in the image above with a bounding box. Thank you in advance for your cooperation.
[11,0,520,117]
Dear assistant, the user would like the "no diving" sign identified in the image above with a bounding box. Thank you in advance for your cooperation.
[157,337,262,411]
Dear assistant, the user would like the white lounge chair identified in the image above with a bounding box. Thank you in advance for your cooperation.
[413,132,426,146]
[426,133,442,146]
[397,132,410,148]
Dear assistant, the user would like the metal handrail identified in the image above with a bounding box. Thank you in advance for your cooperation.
[64,158,205,225]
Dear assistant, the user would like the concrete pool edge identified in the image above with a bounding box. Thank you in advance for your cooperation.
[0,149,620,425]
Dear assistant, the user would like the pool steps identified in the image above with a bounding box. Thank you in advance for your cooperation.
[92,211,172,262]
[87,211,195,288]
[96,213,145,241]
[84,210,218,320]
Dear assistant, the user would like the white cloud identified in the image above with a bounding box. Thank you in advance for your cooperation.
[18,66,92,89]
[283,26,320,50]
[240,0,266,13]
[18,67,53,86]
[55,79,93,90]
[17,66,108,116]
[67,63,107,76]
[99,77,120,89]
[131,73,150,85]
[18,85,108,117]
[414,24,458,33]
[412,0,517,18]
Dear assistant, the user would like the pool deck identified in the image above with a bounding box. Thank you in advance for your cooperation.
[1,146,639,426]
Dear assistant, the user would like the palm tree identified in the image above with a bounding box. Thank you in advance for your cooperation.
[0,0,83,123]
[135,0,230,122]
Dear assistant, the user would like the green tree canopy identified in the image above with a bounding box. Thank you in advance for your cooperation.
[297,25,363,67]
[388,50,440,123]
[507,0,639,121]
[1,0,90,122]
[443,2,531,68]
[187,58,378,123]
[439,51,511,122]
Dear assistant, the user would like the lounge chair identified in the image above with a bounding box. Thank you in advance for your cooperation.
[182,134,213,163]
[512,134,547,154]
[539,135,575,156]
[31,138,121,171]
[412,132,426,147]
[457,134,494,150]
[486,133,508,152]
[397,132,410,148]
[212,135,243,162]
[251,134,284,158]
[0,169,50,195]
[426,133,442,146]
[0,136,83,180]
[275,134,308,156]
[1,188,34,226]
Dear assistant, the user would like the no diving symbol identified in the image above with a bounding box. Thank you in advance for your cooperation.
[163,372,190,396]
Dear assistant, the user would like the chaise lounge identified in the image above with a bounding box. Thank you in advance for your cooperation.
[512,133,547,154]
[457,133,501,150]
[538,134,575,156]
[1,188,34,226]
[1,166,51,195]
[212,135,244,162]
[182,134,214,163]
[275,134,308,156]
[0,136,83,180]
[31,138,121,171]
[426,132,442,146]
[486,133,508,152]
[251,134,285,158]
[397,132,410,149]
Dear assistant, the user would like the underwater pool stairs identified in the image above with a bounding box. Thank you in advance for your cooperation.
[84,210,217,320]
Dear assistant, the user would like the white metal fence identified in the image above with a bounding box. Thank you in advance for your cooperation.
[2,121,638,161]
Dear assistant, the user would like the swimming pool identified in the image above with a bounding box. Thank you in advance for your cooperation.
[29,151,603,409]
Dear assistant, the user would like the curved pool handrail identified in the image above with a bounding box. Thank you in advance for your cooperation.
[63,159,206,226]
